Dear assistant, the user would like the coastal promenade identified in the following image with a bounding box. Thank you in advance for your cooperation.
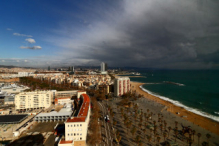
[115,73,219,136]
[131,81,219,136]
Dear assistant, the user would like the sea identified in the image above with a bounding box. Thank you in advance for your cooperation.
[122,70,219,122]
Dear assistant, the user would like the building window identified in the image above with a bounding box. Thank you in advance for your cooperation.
[74,124,75,127]
[80,137,82,140]
[74,133,76,136]
[77,133,79,135]
[77,124,79,127]
[80,124,82,126]
[80,133,82,135]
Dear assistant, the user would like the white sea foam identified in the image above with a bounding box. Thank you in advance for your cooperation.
[140,85,219,122]
[163,81,185,86]
[145,83,161,85]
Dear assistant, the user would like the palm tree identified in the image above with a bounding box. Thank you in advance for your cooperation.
[139,140,143,146]
[197,133,201,146]
[127,121,132,134]
[153,120,156,126]
[175,121,178,128]
[157,136,161,145]
[164,120,167,130]
[150,128,153,136]
[138,123,142,131]
[206,133,211,145]
[140,116,143,124]
[147,135,152,144]
[134,113,138,124]
[135,135,141,146]
[174,129,178,142]
[143,128,146,138]
[147,109,150,114]
[189,137,193,146]
[160,124,163,133]
[192,130,196,142]
[163,132,168,142]
[153,129,157,142]
[144,113,147,121]
[131,126,137,137]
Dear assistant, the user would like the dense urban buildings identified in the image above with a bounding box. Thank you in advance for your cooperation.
[114,77,130,96]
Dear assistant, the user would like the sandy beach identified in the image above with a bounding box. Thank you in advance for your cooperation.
[131,81,219,136]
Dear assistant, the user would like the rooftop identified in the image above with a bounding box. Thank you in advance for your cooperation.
[66,94,90,123]
[0,114,28,124]
[59,140,73,144]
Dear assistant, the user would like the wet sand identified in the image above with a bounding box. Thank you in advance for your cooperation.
[131,81,219,136]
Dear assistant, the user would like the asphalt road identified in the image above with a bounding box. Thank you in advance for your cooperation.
[98,102,113,146]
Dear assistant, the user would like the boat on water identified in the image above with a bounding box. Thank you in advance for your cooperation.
[135,72,141,75]
[130,72,141,75]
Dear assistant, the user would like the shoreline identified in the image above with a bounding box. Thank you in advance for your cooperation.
[131,81,219,136]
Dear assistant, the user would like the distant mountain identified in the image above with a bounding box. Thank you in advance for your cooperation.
[0,65,35,69]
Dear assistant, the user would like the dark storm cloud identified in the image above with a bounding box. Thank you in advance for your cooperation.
[54,0,219,69]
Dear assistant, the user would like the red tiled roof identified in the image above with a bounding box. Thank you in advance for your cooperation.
[66,94,90,123]
[66,117,86,122]
[59,140,73,144]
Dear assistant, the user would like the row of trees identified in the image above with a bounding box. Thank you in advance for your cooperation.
[19,77,82,91]
[87,97,101,145]
[109,95,212,146]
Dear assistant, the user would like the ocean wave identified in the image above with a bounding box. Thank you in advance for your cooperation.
[145,83,161,85]
[139,85,219,122]
[215,112,219,115]
[163,81,185,86]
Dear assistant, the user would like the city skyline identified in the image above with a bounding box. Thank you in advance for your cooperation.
[0,0,219,69]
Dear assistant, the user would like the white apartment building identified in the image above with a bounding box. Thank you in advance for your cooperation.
[58,93,91,146]
[15,91,52,110]
[114,77,130,96]
[18,72,32,77]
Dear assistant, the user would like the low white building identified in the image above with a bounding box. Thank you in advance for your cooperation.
[35,103,73,122]
[58,93,91,146]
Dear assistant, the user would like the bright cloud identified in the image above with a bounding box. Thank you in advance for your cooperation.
[25,38,36,44]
